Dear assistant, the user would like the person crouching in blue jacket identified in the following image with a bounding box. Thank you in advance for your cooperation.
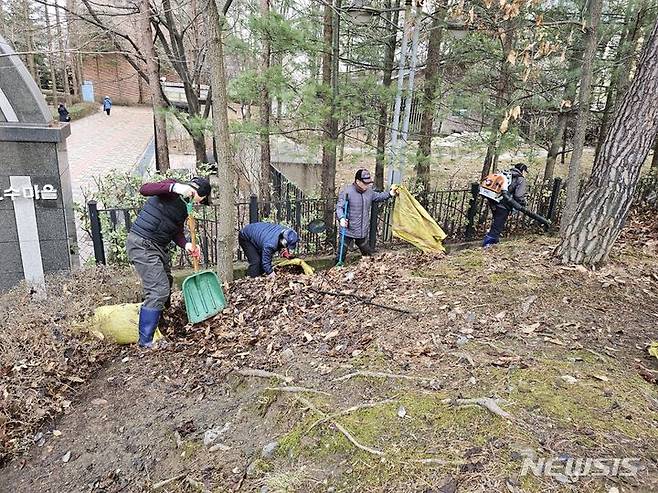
[239,222,300,278]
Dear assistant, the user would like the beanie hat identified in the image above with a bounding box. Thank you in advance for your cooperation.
[281,229,299,250]
[189,176,212,205]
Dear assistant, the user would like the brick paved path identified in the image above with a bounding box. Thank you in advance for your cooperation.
[66,106,154,261]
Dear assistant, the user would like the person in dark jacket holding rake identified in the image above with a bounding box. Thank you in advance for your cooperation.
[127,176,211,347]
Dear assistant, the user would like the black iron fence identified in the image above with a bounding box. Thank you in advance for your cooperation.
[87,174,658,267]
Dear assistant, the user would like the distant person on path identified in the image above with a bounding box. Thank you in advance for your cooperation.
[238,222,299,278]
[103,96,112,116]
[57,103,70,122]
[127,177,212,347]
[482,163,528,247]
[335,169,398,264]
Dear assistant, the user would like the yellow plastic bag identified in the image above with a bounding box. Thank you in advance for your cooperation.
[392,186,447,253]
[91,303,163,345]
[276,258,315,275]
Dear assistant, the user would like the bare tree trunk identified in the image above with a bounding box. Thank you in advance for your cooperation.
[22,0,37,82]
[191,136,207,164]
[594,2,645,161]
[544,116,569,181]
[374,0,400,190]
[206,0,235,281]
[556,20,658,265]
[481,27,514,180]
[320,0,338,226]
[54,1,72,105]
[561,0,603,233]
[259,0,271,202]
[651,133,658,177]
[415,7,445,196]
[44,4,58,101]
[76,52,84,96]
[544,52,580,181]
[138,0,170,171]
[65,0,79,96]
[158,0,206,166]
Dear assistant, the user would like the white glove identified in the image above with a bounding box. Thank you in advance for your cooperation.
[339,218,348,228]
[172,183,195,198]
[389,184,399,196]
[185,242,200,258]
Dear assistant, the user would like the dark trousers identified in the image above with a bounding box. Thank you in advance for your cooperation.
[239,233,264,277]
[336,236,373,264]
[126,232,173,310]
[105,108,111,115]
[487,207,511,242]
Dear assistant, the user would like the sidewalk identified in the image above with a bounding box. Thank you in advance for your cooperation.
[65,106,154,261]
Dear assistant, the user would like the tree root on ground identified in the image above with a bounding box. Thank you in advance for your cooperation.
[235,368,293,383]
[266,386,332,396]
[333,370,435,383]
[441,397,513,421]
[295,395,384,456]
[152,473,187,490]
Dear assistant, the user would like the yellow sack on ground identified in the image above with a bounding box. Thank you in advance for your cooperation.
[276,258,315,275]
[91,303,163,345]
[392,186,447,253]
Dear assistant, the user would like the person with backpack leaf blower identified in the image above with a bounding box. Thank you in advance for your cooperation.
[481,163,532,247]
[335,169,398,265]
[127,176,212,347]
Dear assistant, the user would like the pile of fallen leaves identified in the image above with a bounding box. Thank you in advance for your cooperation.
[0,266,139,464]
[618,207,658,254]
[161,251,445,374]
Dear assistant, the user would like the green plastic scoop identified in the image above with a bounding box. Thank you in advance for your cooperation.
[181,200,226,324]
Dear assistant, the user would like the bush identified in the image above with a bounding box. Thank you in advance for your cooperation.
[76,166,214,266]
[51,102,98,121]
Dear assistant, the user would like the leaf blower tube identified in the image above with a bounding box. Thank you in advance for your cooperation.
[501,191,551,230]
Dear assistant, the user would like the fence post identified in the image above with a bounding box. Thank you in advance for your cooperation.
[294,189,302,232]
[88,200,106,265]
[369,201,379,250]
[464,182,480,240]
[249,195,259,223]
[547,177,562,223]
[123,209,132,231]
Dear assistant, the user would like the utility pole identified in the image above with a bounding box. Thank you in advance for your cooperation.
[387,0,420,185]
[398,2,421,174]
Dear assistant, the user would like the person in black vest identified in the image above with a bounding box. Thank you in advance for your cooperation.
[127,177,211,347]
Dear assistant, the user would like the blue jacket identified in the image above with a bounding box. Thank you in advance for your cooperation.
[240,222,286,274]
[103,97,112,110]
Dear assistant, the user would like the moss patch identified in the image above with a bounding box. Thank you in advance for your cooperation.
[272,348,657,492]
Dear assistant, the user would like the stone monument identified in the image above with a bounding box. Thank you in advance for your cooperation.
[0,36,78,296]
